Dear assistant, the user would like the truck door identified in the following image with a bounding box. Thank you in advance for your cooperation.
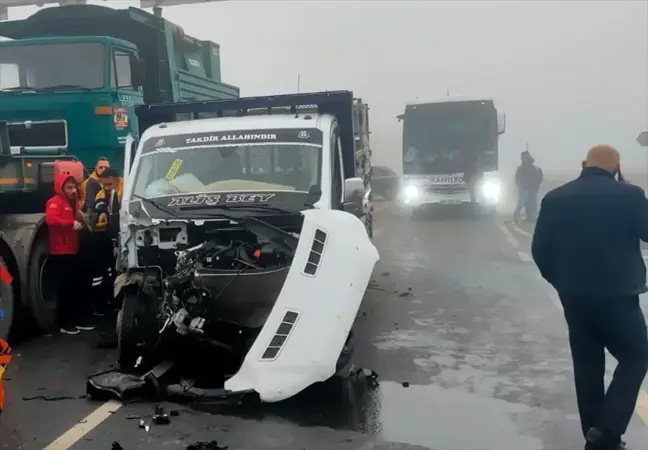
[330,128,343,210]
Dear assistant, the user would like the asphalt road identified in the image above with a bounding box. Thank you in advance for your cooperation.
[1,203,648,450]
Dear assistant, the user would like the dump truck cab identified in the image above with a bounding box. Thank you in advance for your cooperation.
[0,4,238,177]
[0,35,142,185]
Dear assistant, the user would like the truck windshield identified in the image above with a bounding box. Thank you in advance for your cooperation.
[0,42,104,91]
[403,105,495,174]
[133,143,322,199]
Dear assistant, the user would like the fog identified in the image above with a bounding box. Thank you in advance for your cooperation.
[5,0,647,177]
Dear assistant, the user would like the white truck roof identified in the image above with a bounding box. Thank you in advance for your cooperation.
[141,114,333,141]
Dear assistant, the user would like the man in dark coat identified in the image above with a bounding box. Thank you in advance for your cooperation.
[531,144,648,450]
[514,151,543,222]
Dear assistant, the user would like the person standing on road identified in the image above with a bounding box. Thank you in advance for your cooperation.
[80,157,110,214]
[531,144,648,450]
[45,174,96,335]
[94,168,123,311]
[514,151,543,222]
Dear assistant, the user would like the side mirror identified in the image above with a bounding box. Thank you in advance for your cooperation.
[130,55,146,90]
[396,114,404,123]
[343,177,365,217]
[497,109,506,135]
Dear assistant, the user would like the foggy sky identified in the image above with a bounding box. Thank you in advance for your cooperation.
[5,0,648,175]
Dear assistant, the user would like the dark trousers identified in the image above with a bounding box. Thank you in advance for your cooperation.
[94,232,116,308]
[54,254,84,327]
[560,294,648,441]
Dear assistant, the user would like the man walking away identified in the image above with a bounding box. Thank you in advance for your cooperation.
[80,157,110,214]
[514,151,542,222]
[45,174,96,334]
[531,144,648,450]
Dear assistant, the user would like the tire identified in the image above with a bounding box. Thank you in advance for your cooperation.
[117,286,160,373]
[27,237,58,332]
[335,330,355,376]
[364,211,373,238]
[0,260,14,341]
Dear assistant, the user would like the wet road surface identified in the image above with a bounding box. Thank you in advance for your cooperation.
[1,202,647,450]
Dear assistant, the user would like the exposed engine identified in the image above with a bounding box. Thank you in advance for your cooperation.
[157,226,297,352]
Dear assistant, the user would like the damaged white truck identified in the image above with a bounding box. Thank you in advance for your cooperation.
[114,91,378,403]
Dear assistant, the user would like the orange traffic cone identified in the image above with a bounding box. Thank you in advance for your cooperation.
[0,338,11,413]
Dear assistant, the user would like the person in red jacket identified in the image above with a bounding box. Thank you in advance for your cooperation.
[45,173,96,335]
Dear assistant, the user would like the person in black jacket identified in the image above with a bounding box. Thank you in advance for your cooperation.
[531,144,648,450]
[514,151,543,222]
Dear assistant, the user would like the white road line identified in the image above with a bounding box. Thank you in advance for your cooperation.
[510,219,533,238]
[496,221,520,247]
[43,361,174,450]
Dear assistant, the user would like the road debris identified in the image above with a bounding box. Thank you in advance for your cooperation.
[352,368,379,388]
[152,404,171,425]
[111,442,124,450]
[187,440,228,450]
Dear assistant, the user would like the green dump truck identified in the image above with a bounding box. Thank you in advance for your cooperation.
[0,4,240,339]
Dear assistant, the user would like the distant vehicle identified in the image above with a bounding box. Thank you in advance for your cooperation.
[397,97,506,217]
[371,165,399,200]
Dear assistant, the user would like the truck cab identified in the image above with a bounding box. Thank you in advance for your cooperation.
[0,4,239,180]
[122,91,372,241]
[114,93,377,400]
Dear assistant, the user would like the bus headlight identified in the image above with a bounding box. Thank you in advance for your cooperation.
[404,185,420,200]
[480,180,501,202]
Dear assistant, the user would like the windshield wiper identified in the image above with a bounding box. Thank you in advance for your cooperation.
[36,84,93,92]
[132,193,234,220]
[0,86,36,93]
[179,203,299,215]
[131,193,184,219]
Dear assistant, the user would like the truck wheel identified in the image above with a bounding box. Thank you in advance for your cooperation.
[27,237,58,332]
[0,262,14,340]
[335,330,355,376]
[364,212,373,238]
[117,287,159,373]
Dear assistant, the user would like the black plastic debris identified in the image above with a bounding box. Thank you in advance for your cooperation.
[170,410,180,417]
[112,442,124,450]
[187,441,228,450]
[22,395,83,402]
[86,370,162,403]
[152,404,170,425]
[402,381,410,388]
[398,291,412,297]
[352,368,379,388]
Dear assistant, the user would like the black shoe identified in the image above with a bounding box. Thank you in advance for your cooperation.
[60,325,80,335]
[76,320,97,331]
[585,428,626,450]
